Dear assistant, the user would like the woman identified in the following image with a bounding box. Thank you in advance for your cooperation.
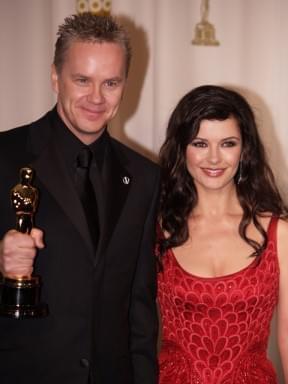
[157,85,288,383]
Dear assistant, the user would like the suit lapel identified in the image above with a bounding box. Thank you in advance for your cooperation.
[27,111,132,263]
[29,118,94,257]
[96,139,131,256]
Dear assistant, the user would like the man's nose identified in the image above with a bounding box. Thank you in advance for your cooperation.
[88,84,104,103]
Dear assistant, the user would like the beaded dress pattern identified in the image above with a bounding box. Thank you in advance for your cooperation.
[157,217,279,383]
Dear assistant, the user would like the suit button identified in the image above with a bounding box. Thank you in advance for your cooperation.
[80,358,90,368]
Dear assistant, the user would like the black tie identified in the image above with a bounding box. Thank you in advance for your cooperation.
[75,147,99,251]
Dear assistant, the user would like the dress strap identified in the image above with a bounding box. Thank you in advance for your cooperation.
[156,221,163,238]
[267,215,278,244]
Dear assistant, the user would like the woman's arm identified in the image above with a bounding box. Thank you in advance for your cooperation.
[277,218,288,382]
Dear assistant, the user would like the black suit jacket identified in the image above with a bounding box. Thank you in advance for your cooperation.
[0,110,160,384]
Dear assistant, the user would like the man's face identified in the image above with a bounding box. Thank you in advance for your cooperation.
[51,41,126,144]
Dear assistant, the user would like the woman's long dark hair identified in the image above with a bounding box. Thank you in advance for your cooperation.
[158,85,288,259]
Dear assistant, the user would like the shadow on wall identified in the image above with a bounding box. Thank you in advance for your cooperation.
[224,83,286,383]
[225,84,288,204]
[108,14,157,163]
[269,313,284,383]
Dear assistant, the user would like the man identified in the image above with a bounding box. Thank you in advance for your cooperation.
[0,13,159,384]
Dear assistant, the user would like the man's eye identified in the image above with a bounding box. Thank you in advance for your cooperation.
[105,80,118,87]
[76,78,88,84]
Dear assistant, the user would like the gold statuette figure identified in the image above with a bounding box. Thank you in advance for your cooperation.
[11,167,38,234]
[0,167,48,319]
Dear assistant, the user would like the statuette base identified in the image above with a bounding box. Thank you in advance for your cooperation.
[0,276,48,319]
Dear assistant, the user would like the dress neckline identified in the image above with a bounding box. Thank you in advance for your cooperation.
[168,216,276,281]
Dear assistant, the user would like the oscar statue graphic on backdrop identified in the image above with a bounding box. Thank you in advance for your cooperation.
[0,167,48,319]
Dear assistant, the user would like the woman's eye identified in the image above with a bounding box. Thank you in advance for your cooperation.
[222,141,237,147]
[191,141,207,148]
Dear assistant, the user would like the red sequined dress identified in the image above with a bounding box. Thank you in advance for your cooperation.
[157,217,279,383]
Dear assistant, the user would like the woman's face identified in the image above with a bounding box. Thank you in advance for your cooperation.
[185,117,242,192]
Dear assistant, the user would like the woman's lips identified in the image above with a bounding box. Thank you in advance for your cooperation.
[201,168,225,177]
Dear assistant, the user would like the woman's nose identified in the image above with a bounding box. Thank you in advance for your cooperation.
[207,146,220,164]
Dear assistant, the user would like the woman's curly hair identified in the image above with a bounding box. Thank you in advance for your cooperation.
[158,85,288,261]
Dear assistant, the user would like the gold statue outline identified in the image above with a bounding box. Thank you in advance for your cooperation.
[10,167,38,234]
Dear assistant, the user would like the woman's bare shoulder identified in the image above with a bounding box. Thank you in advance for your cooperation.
[277,216,288,232]
[276,217,288,264]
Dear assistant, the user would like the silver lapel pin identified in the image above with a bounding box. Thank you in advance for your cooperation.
[122,176,130,185]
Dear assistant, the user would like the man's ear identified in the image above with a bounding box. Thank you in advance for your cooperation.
[51,64,59,94]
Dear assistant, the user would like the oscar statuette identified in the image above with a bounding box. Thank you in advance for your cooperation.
[0,167,48,319]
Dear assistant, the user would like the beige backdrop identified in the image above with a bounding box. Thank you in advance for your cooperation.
[0,0,287,381]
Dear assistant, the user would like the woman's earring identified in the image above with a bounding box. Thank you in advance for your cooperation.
[237,160,243,184]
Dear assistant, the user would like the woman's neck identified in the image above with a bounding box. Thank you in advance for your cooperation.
[192,185,242,218]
